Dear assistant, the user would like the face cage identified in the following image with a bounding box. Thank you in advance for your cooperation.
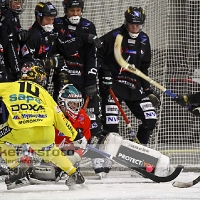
[65,98,83,119]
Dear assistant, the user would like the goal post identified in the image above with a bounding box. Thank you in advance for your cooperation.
[19,0,200,168]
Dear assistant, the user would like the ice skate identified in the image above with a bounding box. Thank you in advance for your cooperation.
[92,158,105,179]
[65,169,85,190]
[5,165,30,190]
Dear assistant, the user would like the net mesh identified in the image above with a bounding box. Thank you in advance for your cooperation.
[19,0,200,167]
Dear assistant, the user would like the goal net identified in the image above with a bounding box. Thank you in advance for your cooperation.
[19,0,200,168]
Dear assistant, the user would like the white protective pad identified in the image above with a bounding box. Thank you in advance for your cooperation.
[100,132,170,177]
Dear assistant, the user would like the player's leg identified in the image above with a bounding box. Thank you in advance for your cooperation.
[0,130,29,190]
[28,126,84,188]
[125,98,157,144]
[91,89,119,176]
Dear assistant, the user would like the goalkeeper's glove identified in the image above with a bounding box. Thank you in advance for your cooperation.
[43,55,65,69]
[145,88,160,108]
[174,95,189,107]
[81,33,102,48]
[73,128,87,149]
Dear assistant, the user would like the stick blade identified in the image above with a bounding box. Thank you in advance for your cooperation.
[172,176,200,188]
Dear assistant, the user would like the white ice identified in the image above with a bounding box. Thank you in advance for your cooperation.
[0,171,199,200]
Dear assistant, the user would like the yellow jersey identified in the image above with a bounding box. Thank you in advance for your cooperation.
[0,80,77,141]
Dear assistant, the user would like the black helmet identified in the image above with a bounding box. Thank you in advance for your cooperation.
[35,2,57,20]
[62,0,84,11]
[0,0,6,9]
[21,61,47,86]
[6,0,27,15]
[124,7,146,25]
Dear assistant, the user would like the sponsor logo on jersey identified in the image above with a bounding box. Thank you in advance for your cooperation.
[68,25,76,30]
[88,113,96,121]
[90,122,98,129]
[82,21,90,26]
[11,104,45,112]
[21,44,29,56]
[144,111,157,119]
[125,48,137,54]
[18,118,43,124]
[0,125,12,138]
[106,116,119,124]
[105,105,118,114]
[13,115,20,120]
[21,114,47,119]
[128,39,136,44]
[9,94,41,104]
[140,102,154,111]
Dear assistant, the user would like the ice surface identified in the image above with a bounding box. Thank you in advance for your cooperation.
[0,171,199,200]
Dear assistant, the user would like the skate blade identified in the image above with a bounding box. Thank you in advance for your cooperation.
[7,177,30,190]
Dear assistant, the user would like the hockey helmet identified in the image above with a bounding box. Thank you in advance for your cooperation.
[6,0,27,15]
[21,61,47,86]
[124,6,146,25]
[35,2,57,20]
[0,0,6,9]
[58,84,83,121]
[62,0,84,11]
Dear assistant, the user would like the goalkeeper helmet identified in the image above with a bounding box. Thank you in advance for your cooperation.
[58,84,83,122]
[124,7,146,25]
[6,0,27,15]
[62,0,84,11]
[21,61,47,86]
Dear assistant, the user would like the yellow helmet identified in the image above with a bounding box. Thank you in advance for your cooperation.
[21,62,47,86]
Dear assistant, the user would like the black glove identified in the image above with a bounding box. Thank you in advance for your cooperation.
[174,95,189,107]
[43,55,65,69]
[58,72,69,89]
[18,29,30,42]
[0,65,8,82]
[102,70,112,90]
[145,88,160,108]
[187,105,200,116]
[81,33,102,48]
[85,84,97,99]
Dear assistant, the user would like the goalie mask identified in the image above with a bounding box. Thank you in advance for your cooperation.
[124,7,146,39]
[21,62,47,86]
[58,84,83,122]
[6,0,27,15]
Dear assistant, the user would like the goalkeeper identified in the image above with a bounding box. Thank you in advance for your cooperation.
[0,61,87,190]
[174,93,200,116]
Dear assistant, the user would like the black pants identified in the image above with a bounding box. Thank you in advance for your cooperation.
[100,90,157,144]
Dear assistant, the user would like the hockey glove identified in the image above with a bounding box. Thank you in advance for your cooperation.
[43,55,65,69]
[81,33,102,48]
[85,84,97,99]
[73,128,87,149]
[187,105,200,117]
[145,88,160,108]
[18,29,30,42]
[102,70,113,90]
[58,72,69,89]
[174,95,189,107]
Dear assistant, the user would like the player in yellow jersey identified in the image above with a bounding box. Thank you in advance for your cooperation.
[0,61,87,190]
